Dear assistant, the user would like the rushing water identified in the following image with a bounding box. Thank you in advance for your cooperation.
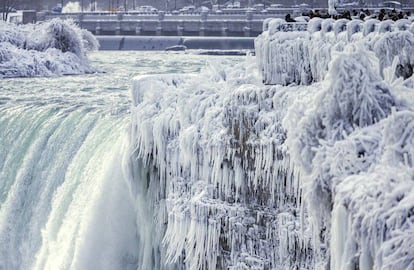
[0,51,243,270]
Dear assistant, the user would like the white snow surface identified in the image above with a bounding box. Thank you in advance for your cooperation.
[129,18,414,269]
[0,19,98,78]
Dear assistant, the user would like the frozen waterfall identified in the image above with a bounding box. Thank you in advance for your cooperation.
[2,15,414,270]
[0,105,138,270]
[129,18,414,269]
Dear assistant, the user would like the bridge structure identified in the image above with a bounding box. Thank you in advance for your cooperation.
[39,9,302,37]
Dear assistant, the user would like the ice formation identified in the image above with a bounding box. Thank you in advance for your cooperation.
[328,0,338,15]
[62,1,82,13]
[0,19,98,78]
[129,63,313,269]
[255,18,414,85]
[129,18,414,269]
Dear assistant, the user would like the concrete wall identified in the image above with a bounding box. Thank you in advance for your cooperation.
[43,12,283,37]
[96,36,255,50]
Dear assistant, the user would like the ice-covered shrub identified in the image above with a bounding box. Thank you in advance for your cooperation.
[281,35,414,269]
[373,30,414,78]
[42,19,83,55]
[25,19,97,57]
[0,42,14,63]
[329,112,414,269]
[255,18,414,85]
[255,29,311,85]
[81,29,99,52]
[395,19,411,30]
[307,18,323,34]
[0,21,26,47]
[347,19,363,41]
[363,19,380,36]
[0,19,98,78]
[285,46,394,174]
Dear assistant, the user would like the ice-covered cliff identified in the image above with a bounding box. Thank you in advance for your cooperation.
[129,60,313,270]
[0,19,98,78]
[128,18,414,269]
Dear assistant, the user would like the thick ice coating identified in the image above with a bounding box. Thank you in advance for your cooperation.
[0,19,98,78]
[128,18,414,269]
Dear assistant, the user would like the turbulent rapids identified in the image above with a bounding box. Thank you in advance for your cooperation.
[1,16,414,270]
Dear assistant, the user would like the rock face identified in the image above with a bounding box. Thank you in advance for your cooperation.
[128,19,414,269]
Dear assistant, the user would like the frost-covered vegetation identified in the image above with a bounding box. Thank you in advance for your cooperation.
[0,19,98,78]
[255,18,414,85]
[128,18,414,269]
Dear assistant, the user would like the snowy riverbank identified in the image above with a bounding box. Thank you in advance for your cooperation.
[129,18,414,269]
[0,19,98,78]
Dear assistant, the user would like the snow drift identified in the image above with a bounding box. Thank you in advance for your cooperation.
[0,19,98,78]
[128,18,414,269]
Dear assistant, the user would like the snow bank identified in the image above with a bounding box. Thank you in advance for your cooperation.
[129,18,414,270]
[0,19,98,78]
[256,18,414,85]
